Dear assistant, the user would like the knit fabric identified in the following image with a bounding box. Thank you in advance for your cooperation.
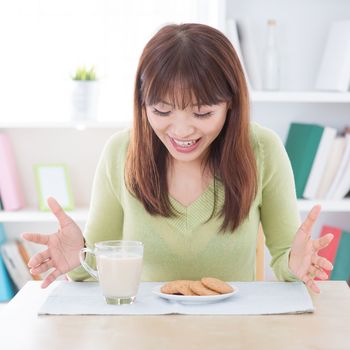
[68,122,300,282]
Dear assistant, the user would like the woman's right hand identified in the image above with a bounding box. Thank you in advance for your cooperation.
[21,197,85,288]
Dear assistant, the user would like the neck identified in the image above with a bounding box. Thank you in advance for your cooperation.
[168,157,212,184]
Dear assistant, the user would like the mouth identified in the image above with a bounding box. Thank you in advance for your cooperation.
[169,136,201,153]
[172,137,200,147]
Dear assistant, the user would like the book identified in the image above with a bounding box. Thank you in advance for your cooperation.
[331,230,350,281]
[21,238,54,281]
[226,18,253,91]
[236,18,262,90]
[316,225,342,280]
[325,134,350,199]
[0,133,25,211]
[315,20,350,92]
[315,136,347,198]
[17,240,41,281]
[303,126,337,199]
[0,223,6,246]
[0,253,16,301]
[0,240,33,289]
[0,224,17,301]
[285,123,324,198]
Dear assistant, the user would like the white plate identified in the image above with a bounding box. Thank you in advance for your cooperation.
[152,285,239,304]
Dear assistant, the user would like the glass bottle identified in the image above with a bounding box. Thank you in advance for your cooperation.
[262,19,280,90]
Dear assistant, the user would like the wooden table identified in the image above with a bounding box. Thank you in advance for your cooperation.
[1,281,349,350]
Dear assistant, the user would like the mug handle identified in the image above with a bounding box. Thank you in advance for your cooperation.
[79,247,99,280]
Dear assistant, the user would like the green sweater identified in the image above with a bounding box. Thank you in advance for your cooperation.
[68,122,300,282]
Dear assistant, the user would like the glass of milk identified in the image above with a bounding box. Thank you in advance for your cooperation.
[79,240,143,305]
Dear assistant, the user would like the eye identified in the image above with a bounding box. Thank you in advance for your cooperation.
[152,108,171,116]
[194,112,213,118]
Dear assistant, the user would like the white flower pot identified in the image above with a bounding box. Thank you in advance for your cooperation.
[71,81,99,121]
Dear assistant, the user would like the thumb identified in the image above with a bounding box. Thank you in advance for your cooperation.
[47,197,72,227]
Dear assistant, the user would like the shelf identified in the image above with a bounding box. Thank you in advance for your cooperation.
[0,208,89,222]
[0,121,131,129]
[251,91,350,103]
[1,201,350,223]
[0,91,349,130]
[297,199,350,212]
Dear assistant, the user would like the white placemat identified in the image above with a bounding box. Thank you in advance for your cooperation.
[38,281,314,315]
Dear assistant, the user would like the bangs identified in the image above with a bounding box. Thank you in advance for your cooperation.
[140,48,233,109]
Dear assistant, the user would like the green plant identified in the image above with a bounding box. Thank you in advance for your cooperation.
[72,66,97,81]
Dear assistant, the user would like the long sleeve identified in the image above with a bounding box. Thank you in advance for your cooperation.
[67,132,126,281]
[258,126,301,281]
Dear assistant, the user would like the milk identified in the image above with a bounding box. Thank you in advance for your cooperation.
[96,253,143,298]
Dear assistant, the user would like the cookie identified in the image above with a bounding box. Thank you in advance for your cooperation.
[189,280,219,296]
[161,281,179,294]
[176,280,197,296]
[201,277,234,294]
[161,280,196,296]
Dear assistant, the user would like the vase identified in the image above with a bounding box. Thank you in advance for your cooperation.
[71,81,99,121]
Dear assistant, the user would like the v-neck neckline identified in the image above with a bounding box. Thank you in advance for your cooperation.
[169,178,215,213]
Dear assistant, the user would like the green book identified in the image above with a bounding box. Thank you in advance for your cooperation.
[285,123,324,198]
[331,230,350,281]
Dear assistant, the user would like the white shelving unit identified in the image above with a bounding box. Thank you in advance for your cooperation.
[297,200,350,213]
[0,121,131,130]
[1,199,350,224]
[251,91,350,103]
[0,208,89,223]
[226,0,350,280]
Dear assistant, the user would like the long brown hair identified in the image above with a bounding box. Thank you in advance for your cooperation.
[125,23,257,232]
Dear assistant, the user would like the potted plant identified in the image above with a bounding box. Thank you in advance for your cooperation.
[71,66,99,121]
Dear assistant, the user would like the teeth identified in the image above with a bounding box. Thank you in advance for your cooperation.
[173,138,198,148]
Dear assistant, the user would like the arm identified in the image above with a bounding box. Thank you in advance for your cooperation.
[67,133,125,281]
[258,126,300,281]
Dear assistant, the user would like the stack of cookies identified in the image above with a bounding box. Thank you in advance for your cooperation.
[161,277,234,296]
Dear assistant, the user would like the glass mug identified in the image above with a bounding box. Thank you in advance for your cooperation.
[79,240,144,305]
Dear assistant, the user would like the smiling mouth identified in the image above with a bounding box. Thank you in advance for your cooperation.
[171,137,200,148]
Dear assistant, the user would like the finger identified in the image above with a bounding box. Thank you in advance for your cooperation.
[27,249,51,268]
[30,259,54,275]
[41,269,62,289]
[308,265,328,280]
[47,197,72,228]
[21,232,49,246]
[311,254,334,271]
[313,233,334,251]
[299,205,321,237]
[302,274,320,294]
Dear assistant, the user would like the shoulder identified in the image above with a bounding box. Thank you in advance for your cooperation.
[99,128,130,177]
[96,129,130,197]
[250,122,284,153]
[250,122,287,167]
[103,128,130,155]
[101,128,131,166]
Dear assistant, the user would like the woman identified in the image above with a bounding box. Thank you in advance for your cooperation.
[22,23,334,294]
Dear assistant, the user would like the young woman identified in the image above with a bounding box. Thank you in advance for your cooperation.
[22,23,334,294]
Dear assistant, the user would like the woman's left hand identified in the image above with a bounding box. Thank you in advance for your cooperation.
[288,205,334,294]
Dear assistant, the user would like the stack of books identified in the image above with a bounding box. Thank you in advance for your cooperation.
[285,122,350,200]
[317,225,350,283]
[0,223,42,302]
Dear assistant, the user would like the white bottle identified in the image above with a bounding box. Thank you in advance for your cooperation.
[262,19,280,90]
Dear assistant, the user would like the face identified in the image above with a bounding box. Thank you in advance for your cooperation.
[145,100,228,164]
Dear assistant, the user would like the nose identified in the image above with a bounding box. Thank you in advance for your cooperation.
[170,112,195,139]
